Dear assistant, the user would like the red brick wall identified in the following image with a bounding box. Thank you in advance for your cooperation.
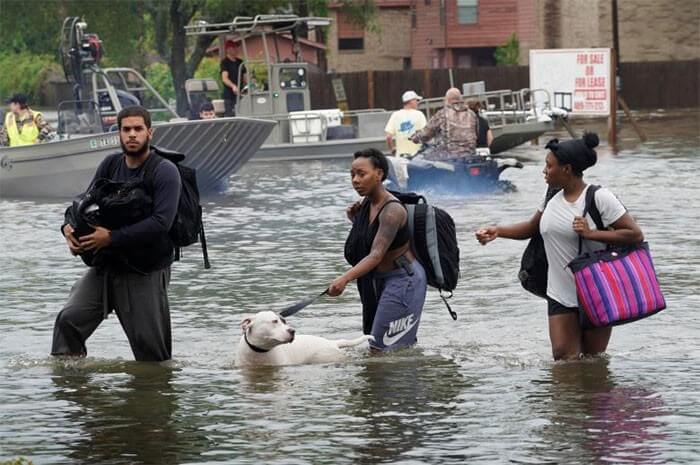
[445,0,519,48]
[412,0,535,68]
[412,0,448,69]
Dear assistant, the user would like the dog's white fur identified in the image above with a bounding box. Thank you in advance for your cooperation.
[234,311,372,367]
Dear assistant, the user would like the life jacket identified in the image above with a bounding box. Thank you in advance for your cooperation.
[4,110,41,146]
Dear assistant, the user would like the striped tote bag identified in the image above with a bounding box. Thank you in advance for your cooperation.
[568,242,666,328]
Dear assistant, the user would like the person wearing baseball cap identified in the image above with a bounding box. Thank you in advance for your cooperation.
[384,90,427,158]
[219,40,247,117]
[1,93,53,146]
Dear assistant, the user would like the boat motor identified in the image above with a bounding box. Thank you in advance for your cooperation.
[59,17,104,101]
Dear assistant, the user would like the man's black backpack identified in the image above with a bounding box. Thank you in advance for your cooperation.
[519,185,604,298]
[107,145,211,268]
[390,190,460,320]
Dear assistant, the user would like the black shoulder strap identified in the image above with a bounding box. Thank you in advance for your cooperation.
[141,151,165,192]
[376,199,401,218]
[584,185,605,230]
[577,184,604,254]
[106,153,124,178]
[543,187,561,210]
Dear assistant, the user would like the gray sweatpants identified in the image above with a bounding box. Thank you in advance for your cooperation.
[370,260,427,352]
[51,267,172,362]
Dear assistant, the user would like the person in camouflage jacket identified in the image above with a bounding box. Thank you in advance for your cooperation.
[410,88,478,161]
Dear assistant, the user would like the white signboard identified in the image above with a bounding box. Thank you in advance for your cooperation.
[530,48,612,116]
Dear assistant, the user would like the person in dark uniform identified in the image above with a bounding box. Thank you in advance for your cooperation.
[219,40,247,117]
[467,99,494,149]
[52,106,181,362]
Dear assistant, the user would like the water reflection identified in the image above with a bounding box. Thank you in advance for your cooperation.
[346,353,467,464]
[524,358,668,464]
[50,362,205,465]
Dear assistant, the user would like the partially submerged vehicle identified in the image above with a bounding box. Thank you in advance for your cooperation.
[387,146,523,196]
[0,17,274,199]
[186,15,567,163]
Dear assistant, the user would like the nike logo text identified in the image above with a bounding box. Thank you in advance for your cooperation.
[383,314,418,346]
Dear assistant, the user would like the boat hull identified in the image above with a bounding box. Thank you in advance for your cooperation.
[252,136,386,162]
[0,117,275,199]
[250,119,553,162]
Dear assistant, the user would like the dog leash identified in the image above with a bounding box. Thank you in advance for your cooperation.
[279,289,329,317]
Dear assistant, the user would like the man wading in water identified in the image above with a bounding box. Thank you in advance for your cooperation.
[52,106,181,362]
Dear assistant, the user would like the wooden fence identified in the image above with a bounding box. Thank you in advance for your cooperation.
[310,59,700,112]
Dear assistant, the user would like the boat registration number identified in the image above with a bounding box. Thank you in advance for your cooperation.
[89,136,119,150]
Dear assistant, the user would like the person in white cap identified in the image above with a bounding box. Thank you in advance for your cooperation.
[384,90,427,157]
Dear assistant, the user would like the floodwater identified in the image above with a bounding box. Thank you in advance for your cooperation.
[1,110,699,464]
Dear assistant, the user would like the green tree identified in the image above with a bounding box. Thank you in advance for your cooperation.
[494,33,520,66]
[0,0,149,69]
[144,0,291,115]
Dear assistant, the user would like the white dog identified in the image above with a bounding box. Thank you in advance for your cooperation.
[234,311,372,367]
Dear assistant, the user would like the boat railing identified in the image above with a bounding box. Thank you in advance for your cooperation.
[418,88,555,128]
[89,67,179,119]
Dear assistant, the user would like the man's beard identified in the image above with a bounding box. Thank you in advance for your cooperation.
[120,139,150,158]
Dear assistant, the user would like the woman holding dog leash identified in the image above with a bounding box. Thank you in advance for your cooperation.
[328,148,428,353]
[475,133,645,361]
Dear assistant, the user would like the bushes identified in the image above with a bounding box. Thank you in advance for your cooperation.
[147,57,224,104]
[0,52,62,105]
[145,61,176,103]
[494,33,520,66]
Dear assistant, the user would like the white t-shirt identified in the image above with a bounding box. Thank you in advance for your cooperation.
[538,185,627,307]
[384,109,427,156]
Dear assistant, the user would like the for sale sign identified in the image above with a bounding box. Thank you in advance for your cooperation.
[530,48,612,116]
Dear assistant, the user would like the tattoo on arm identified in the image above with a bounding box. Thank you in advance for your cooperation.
[368,203,406,260]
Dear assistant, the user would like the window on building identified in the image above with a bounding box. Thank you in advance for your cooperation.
[337,12,364,51]
[338,38,364,50]
[457,0,478,24]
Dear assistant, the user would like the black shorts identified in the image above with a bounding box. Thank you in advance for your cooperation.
[547,297,579,317]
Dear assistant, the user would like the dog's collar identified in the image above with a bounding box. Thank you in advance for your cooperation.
[244,330,270,353]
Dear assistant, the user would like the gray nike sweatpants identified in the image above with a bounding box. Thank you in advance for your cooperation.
[370,260,427,352]
[51,266,172,362]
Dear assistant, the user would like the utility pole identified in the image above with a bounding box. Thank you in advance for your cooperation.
[608,0,620,149]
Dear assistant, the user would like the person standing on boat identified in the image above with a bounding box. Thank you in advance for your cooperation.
[467,99,494,149]
[475,133,644,361]
[384,90,427,187]
[330,148,428,353]
[0,93,53,146]
[220,40,247,117]
[52,106,181,362]
[385,90,427,157]
[409,88,477,161]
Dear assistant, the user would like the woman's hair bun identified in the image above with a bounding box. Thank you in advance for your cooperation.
[582,131,599,149]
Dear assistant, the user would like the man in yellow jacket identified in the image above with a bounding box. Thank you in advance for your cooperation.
[0,93,53,146]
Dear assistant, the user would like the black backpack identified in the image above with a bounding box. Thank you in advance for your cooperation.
[519,185,603,298]
[390,191,460,320]
[108,145,211,269]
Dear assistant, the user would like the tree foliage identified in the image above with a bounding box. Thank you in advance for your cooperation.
[0,0,149,69]
[494,33,520,66]
[0,0,376,113]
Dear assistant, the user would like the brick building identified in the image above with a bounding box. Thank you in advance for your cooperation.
[326,0,700,72]
[533,0,700,64]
